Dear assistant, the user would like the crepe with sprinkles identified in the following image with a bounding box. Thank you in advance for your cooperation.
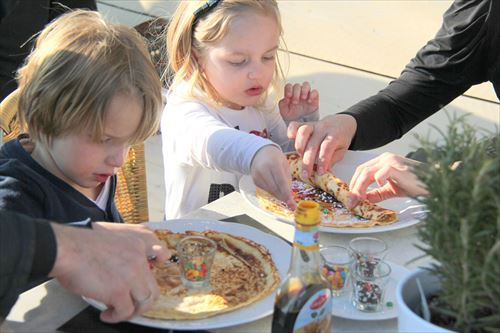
[255,153,397,228]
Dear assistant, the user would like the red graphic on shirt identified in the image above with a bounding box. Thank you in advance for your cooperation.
[249,128,268,138]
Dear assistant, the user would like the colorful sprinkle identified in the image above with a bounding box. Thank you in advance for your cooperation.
[184,260,209,281]
[322,264,349,291]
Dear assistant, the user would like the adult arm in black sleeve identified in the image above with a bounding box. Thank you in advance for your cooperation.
[0,211,173,322]
[0,0,18,21]
[341,0,497,150]
[0,211,56,318]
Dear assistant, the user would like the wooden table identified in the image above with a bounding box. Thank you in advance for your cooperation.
[2,192,429,332]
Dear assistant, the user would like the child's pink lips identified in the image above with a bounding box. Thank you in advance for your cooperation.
[95,173,112,182]
[245,86,263,96]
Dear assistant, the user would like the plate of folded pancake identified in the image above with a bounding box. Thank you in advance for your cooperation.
[239,151,426,234]
[84,219,291,330]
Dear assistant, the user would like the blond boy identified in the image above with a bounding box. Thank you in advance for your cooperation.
[0,10,162,223]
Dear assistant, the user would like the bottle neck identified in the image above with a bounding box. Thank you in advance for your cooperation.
[289,223,322,278]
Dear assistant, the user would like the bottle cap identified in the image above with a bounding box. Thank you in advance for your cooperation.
[295,200,320,225]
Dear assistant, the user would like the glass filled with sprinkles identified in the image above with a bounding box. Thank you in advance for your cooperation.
[351,260,391,312]
[177,236,217,290]
[320,245,354,296]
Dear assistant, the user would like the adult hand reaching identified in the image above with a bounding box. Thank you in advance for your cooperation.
[49,223,170,323]
[349,152,428,206]
[92,222,171,265]
[250,145,296,210]
[287,114,357,177]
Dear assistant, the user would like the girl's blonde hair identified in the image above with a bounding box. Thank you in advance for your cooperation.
[166,0,284,109]
[17,10,162,145]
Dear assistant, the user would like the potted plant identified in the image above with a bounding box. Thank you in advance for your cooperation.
[396,116,499,333]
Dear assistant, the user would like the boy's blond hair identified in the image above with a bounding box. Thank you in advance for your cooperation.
[17,10,162,145]
[166,0,284,109]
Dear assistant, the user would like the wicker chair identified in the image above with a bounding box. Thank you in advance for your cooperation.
[0,89,149,224]
[134,17,171,86]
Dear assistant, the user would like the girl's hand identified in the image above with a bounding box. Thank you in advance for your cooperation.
[279,81,319,121]
[250,145,296,210]
[348,153,429,207]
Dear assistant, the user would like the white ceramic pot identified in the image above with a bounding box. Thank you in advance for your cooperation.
[396,269,456,333]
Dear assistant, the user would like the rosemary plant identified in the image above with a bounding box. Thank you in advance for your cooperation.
[413,116,499,333]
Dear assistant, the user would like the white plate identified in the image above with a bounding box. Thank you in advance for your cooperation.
[239,150,426,234]
[332,261,410,320]
[85,219,291,331]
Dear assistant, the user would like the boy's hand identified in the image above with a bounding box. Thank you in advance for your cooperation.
[279,81,319,121]
[250,145,296,210]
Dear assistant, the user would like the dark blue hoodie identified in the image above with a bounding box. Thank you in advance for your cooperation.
[0,135,122,223]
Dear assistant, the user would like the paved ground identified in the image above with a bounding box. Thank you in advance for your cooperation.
[96,1,499,221]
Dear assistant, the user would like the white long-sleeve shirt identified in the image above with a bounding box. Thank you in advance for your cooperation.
[161,90,289,219]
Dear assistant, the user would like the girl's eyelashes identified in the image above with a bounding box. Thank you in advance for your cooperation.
[228,55,275,66]
[228,59,247,66]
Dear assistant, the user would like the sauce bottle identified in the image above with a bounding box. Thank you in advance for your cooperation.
[271,200,332,333]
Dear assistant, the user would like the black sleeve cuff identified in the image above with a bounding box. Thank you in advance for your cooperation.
[337,110,363,150]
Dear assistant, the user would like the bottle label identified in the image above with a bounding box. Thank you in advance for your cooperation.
[292,288,332,332]
[293,227,320,251]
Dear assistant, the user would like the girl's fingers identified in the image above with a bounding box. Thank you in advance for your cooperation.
[284,83,293,98]
[300,81,311,100]
[308,89,319,104]
[292,83,302,104]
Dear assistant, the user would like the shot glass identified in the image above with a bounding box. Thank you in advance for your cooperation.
[176,236,217,289]
[351,260,391,312]
[320,245,354,296]
[349,237,388,278]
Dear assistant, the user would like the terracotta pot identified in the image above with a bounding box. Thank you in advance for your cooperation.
[396,269,456,333]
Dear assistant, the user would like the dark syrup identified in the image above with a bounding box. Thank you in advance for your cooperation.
[271,283,325,333]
